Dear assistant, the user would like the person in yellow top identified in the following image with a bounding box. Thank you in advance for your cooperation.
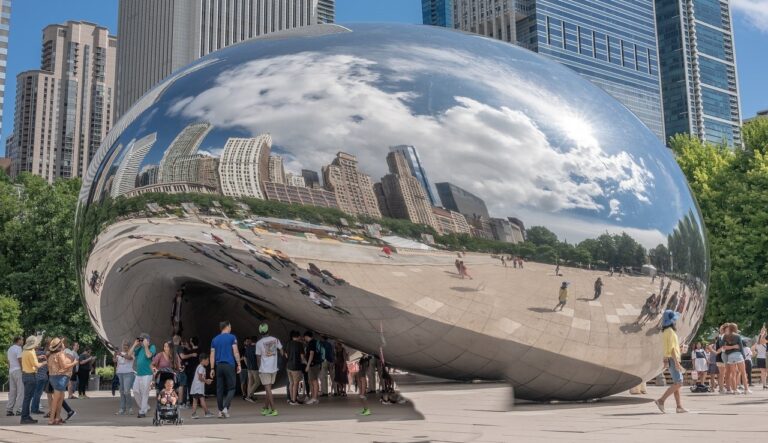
[654,310,687,414]
[553,282,569,312]
[20,335,44,424]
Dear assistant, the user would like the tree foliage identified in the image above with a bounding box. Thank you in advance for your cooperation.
[0,174,95,344]
[671,117,768,334]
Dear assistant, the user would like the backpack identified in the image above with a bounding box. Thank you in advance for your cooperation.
[313,340,324,365]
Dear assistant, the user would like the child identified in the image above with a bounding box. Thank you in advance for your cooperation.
[553,282,569,312]
[357,355,372,416]
[190,353,214,419]
[158,378,178,407]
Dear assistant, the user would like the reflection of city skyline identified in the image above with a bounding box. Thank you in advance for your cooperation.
[105,121,525,244]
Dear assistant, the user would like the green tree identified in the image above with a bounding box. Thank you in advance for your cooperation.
[671,120,768,334]
[526,226,558,247]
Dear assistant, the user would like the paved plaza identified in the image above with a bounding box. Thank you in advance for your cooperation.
[2,378,768,442]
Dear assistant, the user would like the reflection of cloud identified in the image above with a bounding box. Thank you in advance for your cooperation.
[168,50,653,217]
[199,148,223,158]
[732,0,768,32]
[608,199,621,218]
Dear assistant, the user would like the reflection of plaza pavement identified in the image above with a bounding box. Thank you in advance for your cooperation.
[85,217,700,394]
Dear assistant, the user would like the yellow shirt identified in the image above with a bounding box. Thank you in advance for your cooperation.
[21,349,40,374]
[662,327,681,361]
[558,287,568,301]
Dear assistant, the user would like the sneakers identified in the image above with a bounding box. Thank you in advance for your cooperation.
[137,413,146,418]
[288,401,299,406]
[128,408,134,415]
[223,408,230,418]
[115,410,125,415]
[65,410,77,421]
[359,408,372,416]
[204,412,215,418]
[745,389,753,394]
[267,409,279,417]
[260,407,270,416]
[191,412,199,419]
[5,411,14,417]
[244,397,255,403]
[654,399,665,414]
[218,411,224,418]
[20,418,38,424]
[676,407,689,413]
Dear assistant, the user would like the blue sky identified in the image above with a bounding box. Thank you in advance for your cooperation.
[2,0,766,155]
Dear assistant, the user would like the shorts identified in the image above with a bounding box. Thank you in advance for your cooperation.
[708,364,719,375]
[308,365,321,379]
[259,372,276,386]
[287,370,303,386]
[667,358,683,385]
[757,358,767,369]
[716,361,725,368]
[726,352,745,364]
[177,372,187,386]
[50,374,70,392]
[190,393,205,399]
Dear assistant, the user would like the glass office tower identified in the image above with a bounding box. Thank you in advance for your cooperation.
[451,0,665,141]
[0,0,11,145]
[422,0,454,27]
[655,0,741,147]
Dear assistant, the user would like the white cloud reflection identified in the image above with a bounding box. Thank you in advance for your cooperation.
[168,48,654,220]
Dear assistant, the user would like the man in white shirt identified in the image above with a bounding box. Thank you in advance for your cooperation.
[255,323,283,417]
[5,337,24,416]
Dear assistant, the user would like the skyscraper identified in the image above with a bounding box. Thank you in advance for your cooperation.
[435,182,489,220]
[10,21,117,182]
[322,152,381,218]
[378,151,440,230]
[158,123,212,183]
[218,135,272,199]
[655,0,742,146]
[268,155,286,184]
[111,133,157,198]
[389,145,439,206]
[451,1,665,140]
[0,0,11,145]
[116,0,335,118]
[422,0,454,27]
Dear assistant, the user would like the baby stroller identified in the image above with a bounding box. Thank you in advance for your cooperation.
[153,369,183,426]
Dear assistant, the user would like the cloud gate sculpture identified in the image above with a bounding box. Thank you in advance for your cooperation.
[75,23,708,401]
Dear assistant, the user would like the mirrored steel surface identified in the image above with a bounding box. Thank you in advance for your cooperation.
[75,23,708,401]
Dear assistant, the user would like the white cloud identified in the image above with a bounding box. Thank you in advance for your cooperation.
[732,0,768,32]
[168,49,653,222]
[608,199,621,218]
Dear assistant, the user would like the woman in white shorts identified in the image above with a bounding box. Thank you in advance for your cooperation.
[752,326,767,389]
[722,323,750,394]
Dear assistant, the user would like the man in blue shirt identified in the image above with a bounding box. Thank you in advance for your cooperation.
[210,321,241,418]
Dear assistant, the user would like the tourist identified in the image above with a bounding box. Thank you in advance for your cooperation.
[151,341,182,392]
[20,335,44,424]
[210,321,241,418]
[284,330,305,405]
[77,347,95,398]
[129,333,156,418]
[255,323,283,416]
[714,325,727,393]
[182,337,200,406]
[653,310,687,413]
[753,326,767,389]
[303,331,322,404]
[244,336,260,402]
[553,282,569,312]
[743,340,754,387]
[66,341,79,399]
[333,341,348,396]
[356,354,372,416]
[593,277,603,300]
[458,261,473,280]
[114,342,135,415]
[320,335,334,397]
[30,341,49,415]
[722,323,750,394]
[46,338,78,425]
[171,335,188,406]
[706,343,720,392]
[190,353,214,419]
[691,342,708,387]
[5,336,24,417]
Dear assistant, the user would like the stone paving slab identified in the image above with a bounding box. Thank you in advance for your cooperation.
[3,381,768,442]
